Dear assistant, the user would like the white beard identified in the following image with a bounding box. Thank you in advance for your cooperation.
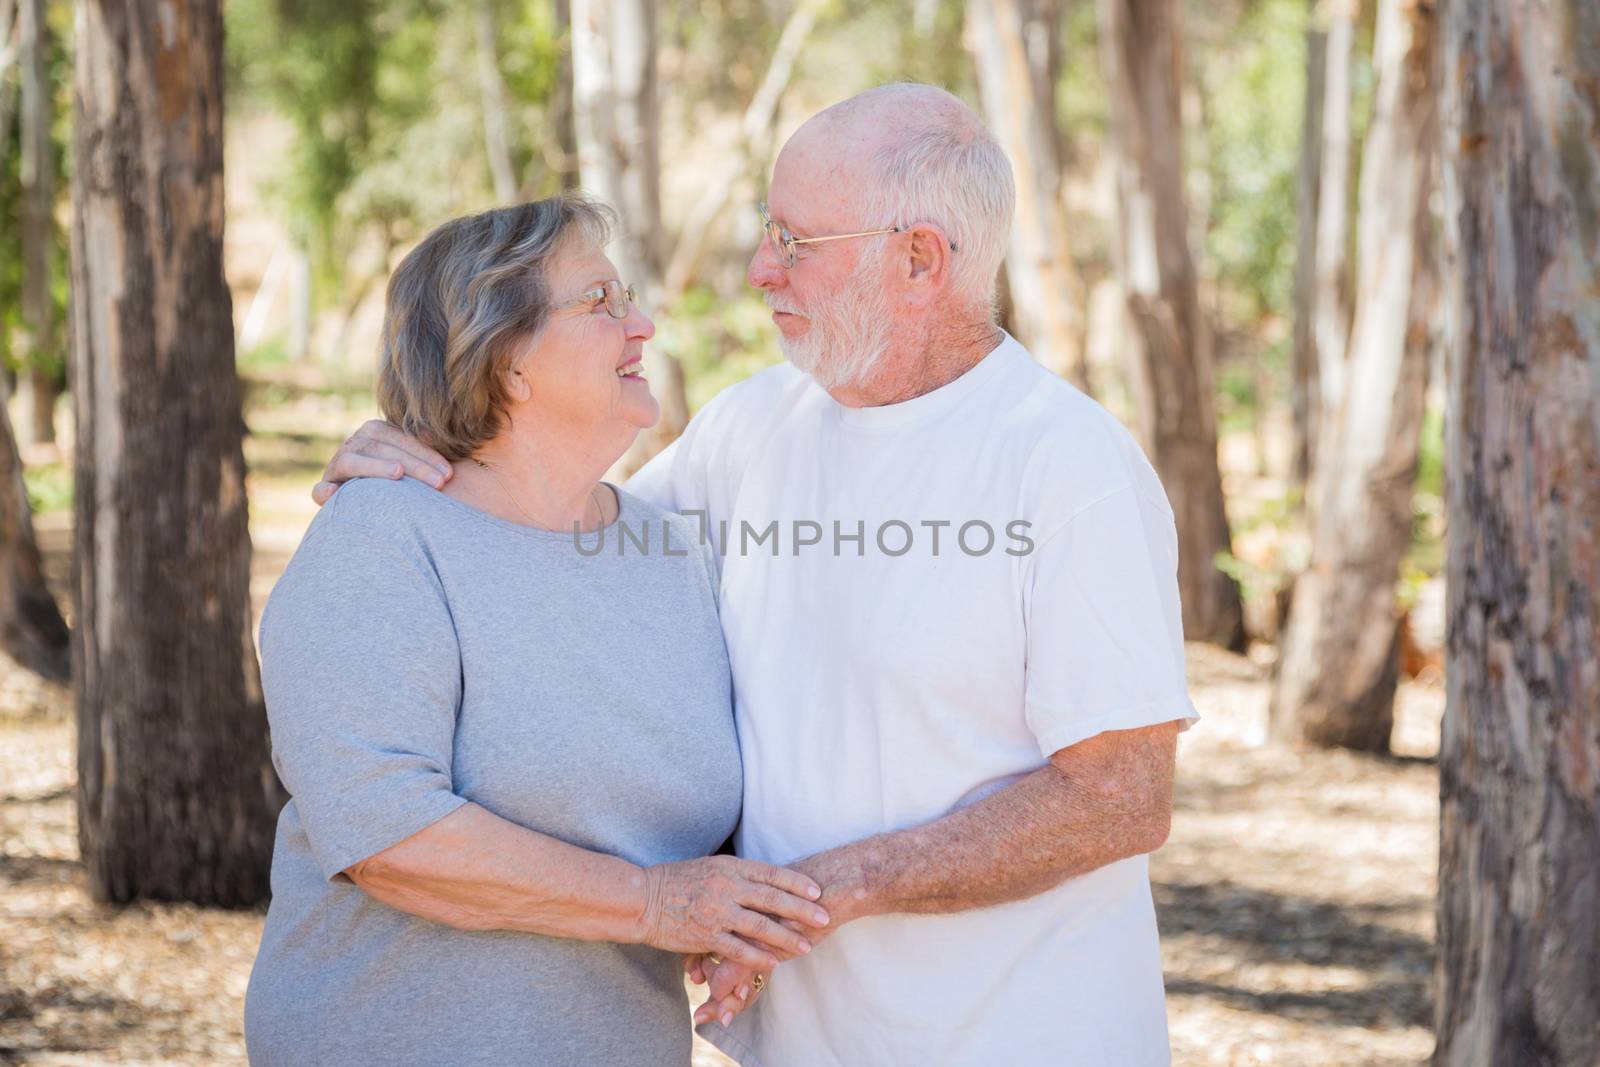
[772,246,894,393]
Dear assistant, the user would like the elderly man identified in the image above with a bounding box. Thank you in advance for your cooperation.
[315,83,1196,1065]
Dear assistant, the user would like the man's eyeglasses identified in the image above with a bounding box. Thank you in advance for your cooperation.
[758,202,902,269]
[557,279,638,319]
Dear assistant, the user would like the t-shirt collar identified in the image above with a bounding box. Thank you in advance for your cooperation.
[826,330,1020,431]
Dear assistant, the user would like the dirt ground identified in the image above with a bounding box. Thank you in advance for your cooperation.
[0,645,1444,1067]
[1,381,1444,1064]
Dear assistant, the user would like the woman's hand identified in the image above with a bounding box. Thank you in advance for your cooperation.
[690,955,768,1028]
[312,420,454,505]
[635,856,830,971]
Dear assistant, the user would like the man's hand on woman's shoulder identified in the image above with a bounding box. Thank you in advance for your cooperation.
[313,420,454,506]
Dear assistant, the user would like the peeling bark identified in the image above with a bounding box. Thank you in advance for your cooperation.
[70,0,283,906]
[1310,0,1357,445]
[1291,7,1327,491]
[1434,0,1600,1060]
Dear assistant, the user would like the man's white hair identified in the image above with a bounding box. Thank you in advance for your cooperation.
[825,84,1016,310]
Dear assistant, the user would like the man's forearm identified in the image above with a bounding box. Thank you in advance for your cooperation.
[797,721,1180,925]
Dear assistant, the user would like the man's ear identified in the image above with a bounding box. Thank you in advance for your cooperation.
[904,224,953,301]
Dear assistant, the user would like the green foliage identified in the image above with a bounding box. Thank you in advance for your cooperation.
[228,0,380,224]
[23,460,71,515]
[0,0,72,380]
[1408,403,1446,576]
[497,0,570,190]
[1057,0,1106,147]
[238,338,293,373]
[656,286,783,413]
[226,0,568,338]
[1193,0,1306,325]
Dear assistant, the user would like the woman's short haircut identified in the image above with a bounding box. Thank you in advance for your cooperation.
[376,195,614,460]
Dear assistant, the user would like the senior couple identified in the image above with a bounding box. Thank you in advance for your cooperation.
[244,83,1198,1066]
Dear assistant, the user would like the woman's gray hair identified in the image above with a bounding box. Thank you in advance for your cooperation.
[376,195,614,460]
[839,84,1016,310]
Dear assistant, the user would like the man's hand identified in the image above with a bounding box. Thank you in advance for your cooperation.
[312,420,455,506]
[685,850,868,1029]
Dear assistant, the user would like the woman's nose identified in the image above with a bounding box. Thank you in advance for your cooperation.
[625,303,656,342]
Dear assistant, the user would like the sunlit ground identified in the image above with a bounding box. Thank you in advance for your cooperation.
[0,364,1443,1065]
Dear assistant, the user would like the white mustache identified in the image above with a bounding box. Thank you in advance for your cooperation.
[765,298,805,317]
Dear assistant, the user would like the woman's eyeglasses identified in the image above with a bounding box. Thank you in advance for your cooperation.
[557,279,638,319]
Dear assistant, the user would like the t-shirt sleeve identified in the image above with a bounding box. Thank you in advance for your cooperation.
[1023,483,1200,757]
[258,516,468,881]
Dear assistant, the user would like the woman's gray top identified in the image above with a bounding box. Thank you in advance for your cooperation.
[244,476,742,1066]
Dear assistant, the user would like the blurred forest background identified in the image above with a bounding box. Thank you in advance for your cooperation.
[1,0,1595,1064]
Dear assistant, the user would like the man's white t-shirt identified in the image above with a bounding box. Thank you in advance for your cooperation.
[628,333,1198,1066]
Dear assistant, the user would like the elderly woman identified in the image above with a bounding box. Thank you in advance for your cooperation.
[243,196,829,1067]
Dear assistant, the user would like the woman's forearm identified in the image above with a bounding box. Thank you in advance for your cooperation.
[345,802,648,942]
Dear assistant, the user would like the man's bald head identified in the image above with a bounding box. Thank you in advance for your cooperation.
[774,83,1015,308]
[810,83,988,151]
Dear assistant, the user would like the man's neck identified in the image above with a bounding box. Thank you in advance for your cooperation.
[828,318,1004,408]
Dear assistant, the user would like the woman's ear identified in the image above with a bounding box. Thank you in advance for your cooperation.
[502,366,533,404]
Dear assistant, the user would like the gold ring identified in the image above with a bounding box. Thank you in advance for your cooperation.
[751,974,767,993]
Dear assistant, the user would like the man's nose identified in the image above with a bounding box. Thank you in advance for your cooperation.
[747,236,786,291]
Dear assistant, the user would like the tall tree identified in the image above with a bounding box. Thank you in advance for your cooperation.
[572,0,688,474]
[1269,0,1437,752]
[17,0,59,449]
[474,0,517,203]
[1434,0,1600,1061]
[70,0,282,905]
[1308,0,1357,467]
[550,0,579,190]
[1289,5,1327,491]
[1096,0,1246,650]
[968,0,1091,391]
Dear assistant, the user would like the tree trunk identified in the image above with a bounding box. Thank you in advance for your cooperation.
[1290,8,1327,492]
[1269,0,1437,752]
[1434,0,1600,1061]
[288,239,312,362]
[0,371,69,682]
[968,0,1090,392]
[550,0,579,191]
[1096,0,1246,650]
[18,0,58,450]
[1309,0,1356,465]
[571,0,688,474]
[473,0,518,203]
[0,0,18,151]
[70,0,283,906]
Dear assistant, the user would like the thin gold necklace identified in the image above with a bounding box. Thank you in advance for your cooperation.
[471,457,605,531]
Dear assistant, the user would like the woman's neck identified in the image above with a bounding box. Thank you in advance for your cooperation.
[450,423,624,533]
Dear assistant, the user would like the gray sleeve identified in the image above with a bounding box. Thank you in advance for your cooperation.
[258,515,468,881]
